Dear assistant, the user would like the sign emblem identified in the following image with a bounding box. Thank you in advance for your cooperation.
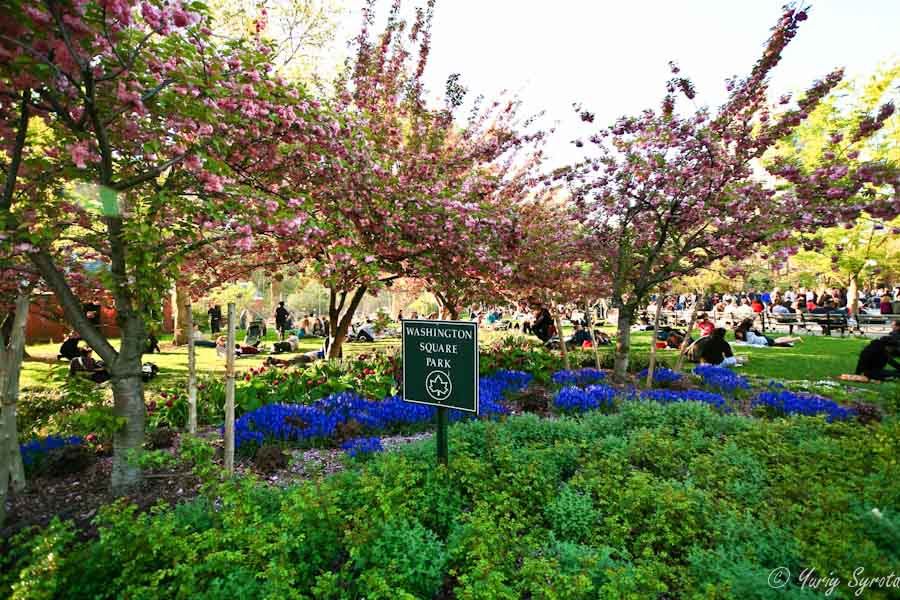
[425,370,452,401]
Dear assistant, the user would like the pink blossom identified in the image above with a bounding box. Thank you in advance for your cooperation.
[69,140,92,169]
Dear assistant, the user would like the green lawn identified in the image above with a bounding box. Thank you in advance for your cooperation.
[19,328,898,406]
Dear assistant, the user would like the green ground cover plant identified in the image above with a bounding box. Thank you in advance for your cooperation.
[4,401,899,599]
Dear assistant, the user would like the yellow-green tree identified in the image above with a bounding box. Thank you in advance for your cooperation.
[775,61,900,314]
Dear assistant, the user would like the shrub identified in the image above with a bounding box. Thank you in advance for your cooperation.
[7,398,899,599]
[545,484,598,544]
[638,389,730,412]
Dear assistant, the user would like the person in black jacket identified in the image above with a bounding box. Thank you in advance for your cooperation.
[57,332,83,360]
[855,337,900,381]
[531,306,554,343]
[275,301,290,340]
[699,328,744,367]
[208,305,222,334]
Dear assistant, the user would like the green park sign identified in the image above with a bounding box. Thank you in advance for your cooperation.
[402,319,479,413]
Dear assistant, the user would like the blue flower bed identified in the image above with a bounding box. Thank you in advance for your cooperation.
[341,437,384,458]
[234,372,530,449]
[553,384,618,413]
[636,367,683,384]
[551,368,606,386]
[752,390,855,422]
[19,435,83,466]
[692,365,750,394]
[639,389,730,412]
[491,369,534,389]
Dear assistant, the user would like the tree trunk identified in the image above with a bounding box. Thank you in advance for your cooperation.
[172,283,191,345]
[584,305,603,371]
[108,315,147,494]
[432,290,459,321]
[554,315,570,371]
[1,292,30,525]
[848,274,859,329]
[327,287,367,359]
[613,303,635,383]
[674,291,703,372]
[224,303,236,474]
[645,301,664,388]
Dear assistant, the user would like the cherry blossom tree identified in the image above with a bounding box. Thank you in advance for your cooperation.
[235,0,551,357]
[562,4,899,380]
[0,0,330,491]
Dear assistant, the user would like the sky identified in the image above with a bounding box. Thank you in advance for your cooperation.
[329,0,900,166]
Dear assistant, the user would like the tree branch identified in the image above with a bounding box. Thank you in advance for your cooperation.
[1,88,30,213]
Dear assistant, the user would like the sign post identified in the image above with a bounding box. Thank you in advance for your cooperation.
[402,319,478,465]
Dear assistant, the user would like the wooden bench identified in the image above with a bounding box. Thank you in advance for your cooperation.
[770,312,806,334]
[804,312,848,336]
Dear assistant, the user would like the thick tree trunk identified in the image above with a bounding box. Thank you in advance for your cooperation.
[108,315,147,493]
[645,300,663,388]
[172,283,191,345]
[327,287,367,359]
[1,292,29,525]
[613,303,635,383]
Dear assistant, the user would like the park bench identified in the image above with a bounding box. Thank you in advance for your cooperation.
[856,313,900,335]
[804,312,848,336]
[770,312,806,334]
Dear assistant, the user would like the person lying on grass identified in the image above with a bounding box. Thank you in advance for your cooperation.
[733,318,803,347]
[855,337,900,381]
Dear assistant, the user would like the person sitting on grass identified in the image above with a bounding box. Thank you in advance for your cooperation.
[855,337,900,381]
[695,313,715,337]
[565,322,593,349]
[699,327,746,368]
[57,331,82,361]
[734,318,802,347]
[69,346,110,383]
[145,331,161,354]
[216,335,243,358]
[273,334,300,354]
[531,305,554,343]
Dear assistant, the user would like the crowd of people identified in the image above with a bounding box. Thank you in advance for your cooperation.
[647,285,900,320]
